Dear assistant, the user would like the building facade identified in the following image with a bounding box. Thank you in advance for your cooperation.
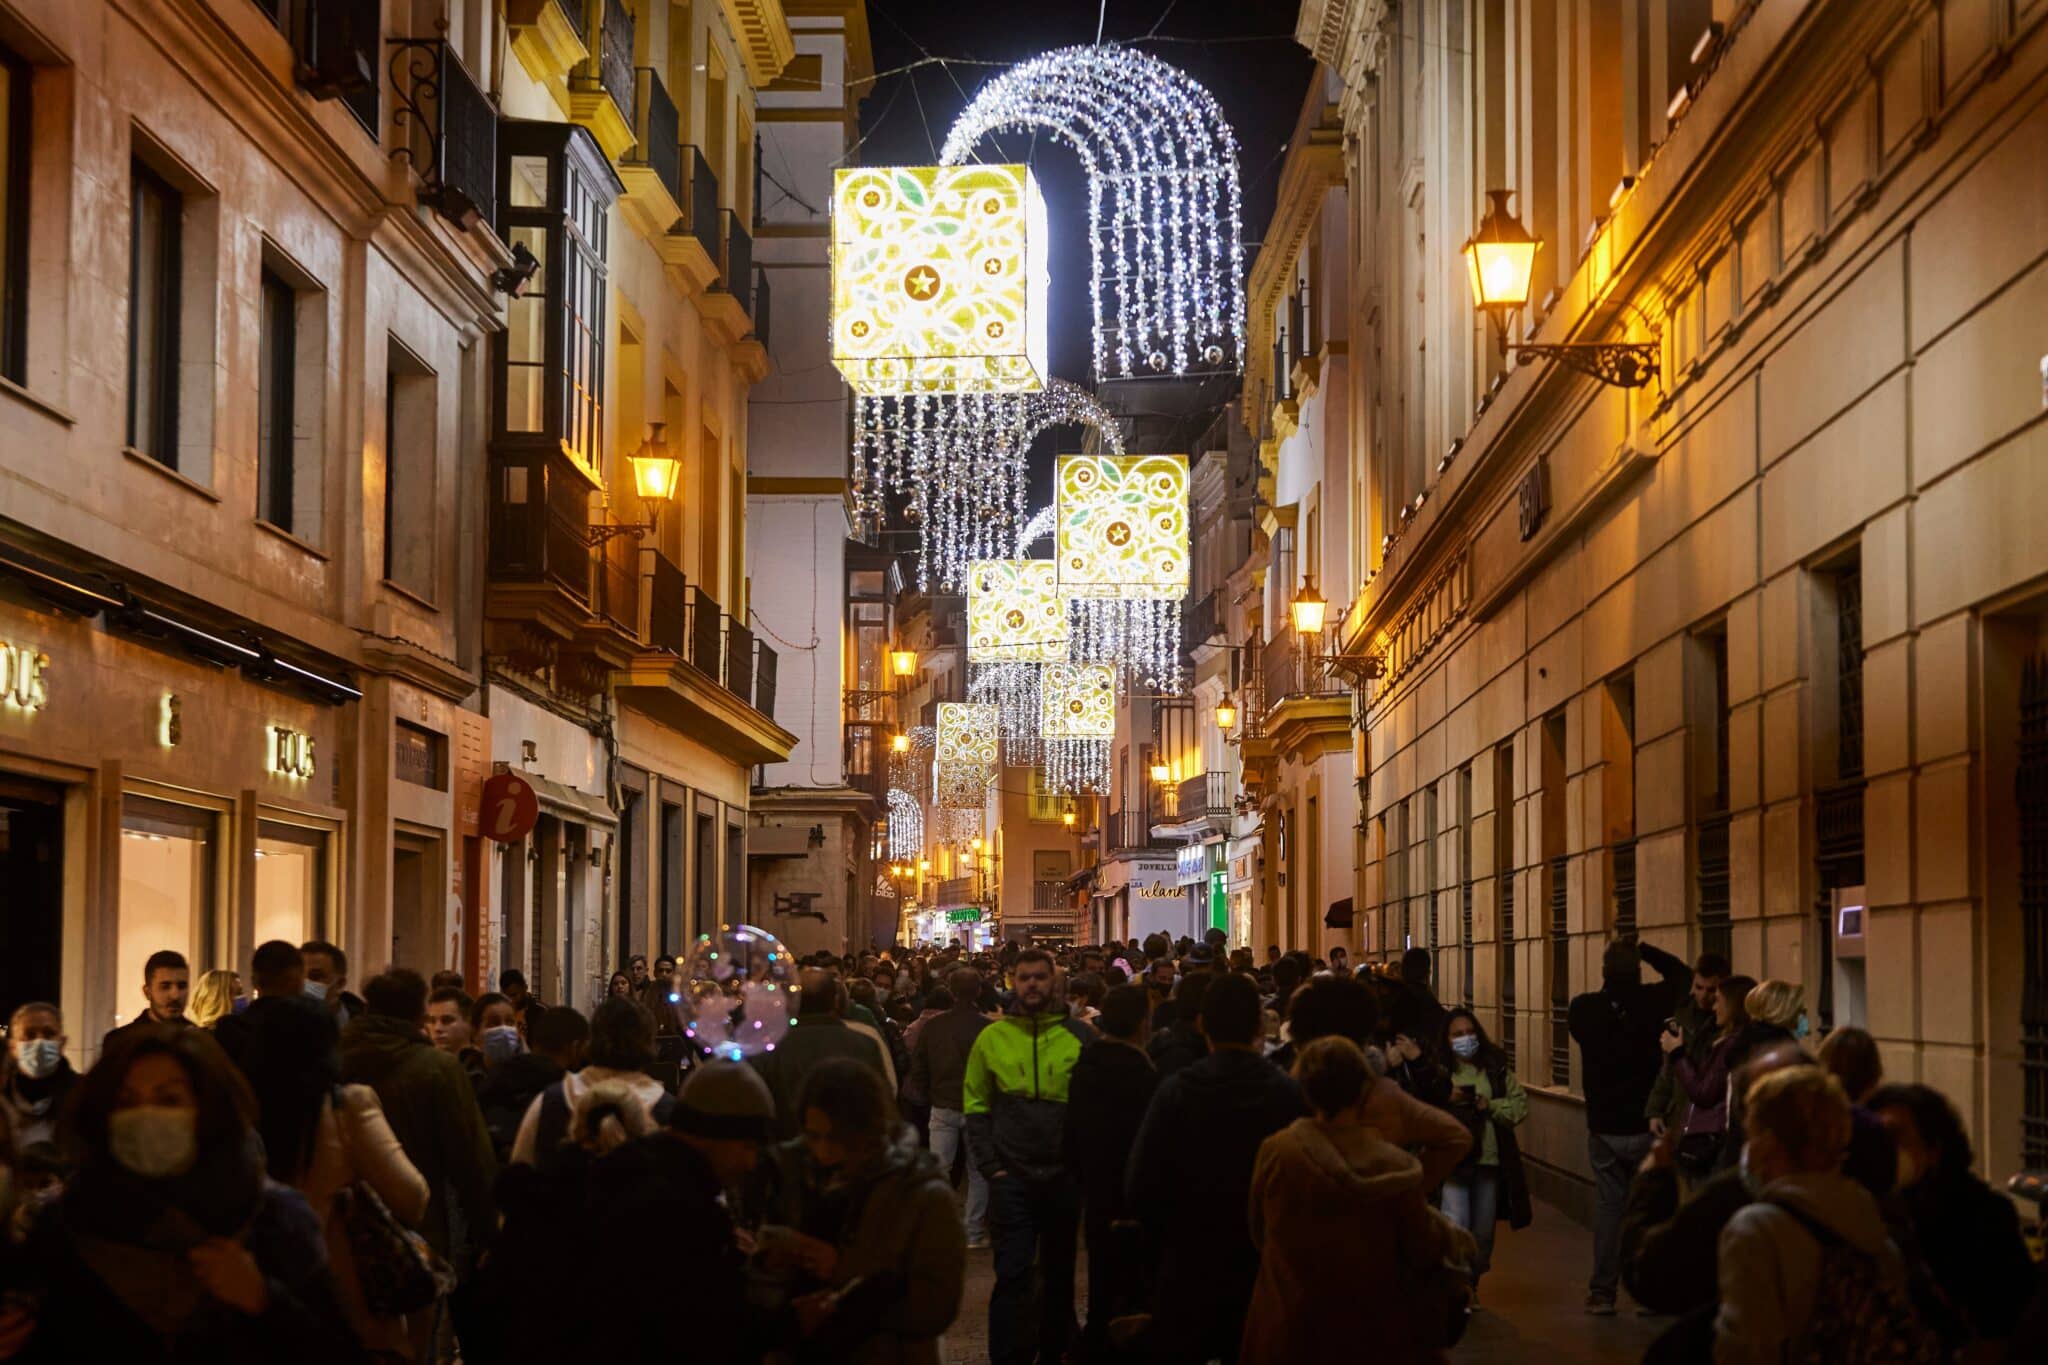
[0,0,806,1046]
[1295,0,2048,1200]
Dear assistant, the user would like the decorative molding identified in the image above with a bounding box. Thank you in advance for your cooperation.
[1361,551,1469,695]
[719,0,798,87]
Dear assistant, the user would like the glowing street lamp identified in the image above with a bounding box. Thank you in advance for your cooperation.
[1462,188,1657,387]
[1290,577,1328,638]
[891,731,911,754]
[1149,760,1172,784]
[1214,695,1239,732]
[890,649,920,679]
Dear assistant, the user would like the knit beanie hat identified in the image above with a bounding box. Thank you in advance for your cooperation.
[672,1059,775,1140]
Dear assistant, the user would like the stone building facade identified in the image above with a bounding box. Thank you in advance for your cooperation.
[1291,0,2048,1198]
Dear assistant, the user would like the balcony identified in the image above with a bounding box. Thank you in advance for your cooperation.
[293,0,380,129]
[1033,880,1071,913]
[660,146,723,289]
[566,0,635,160]
[507,0,591,92]
[752,265,772,351]
[484,448,641,691]
[1105,808,1175,855]
[1183,589,1224,658]
[1173,772,1231,826]
[390,39,496,231]
[701,209,761,360]
[1259,621,1350,758]
[617,569,794,765]
[618,67,682,237]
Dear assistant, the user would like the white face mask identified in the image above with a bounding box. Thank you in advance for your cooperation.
[1450,1034,1481,1060]
[302,980,329,1002]
[16,1039,63,1079]
[109,1106,199,1179]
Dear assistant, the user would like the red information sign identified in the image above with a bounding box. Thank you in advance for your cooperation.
[479,770,539,844]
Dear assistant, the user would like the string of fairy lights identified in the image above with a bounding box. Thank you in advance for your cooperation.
[832,43,1240,855]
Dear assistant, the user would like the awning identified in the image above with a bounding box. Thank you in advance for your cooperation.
[1325,897,1355,929]
[525,771,617,827]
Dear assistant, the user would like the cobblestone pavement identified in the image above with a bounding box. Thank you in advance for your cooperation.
[937,1198,1666,1364]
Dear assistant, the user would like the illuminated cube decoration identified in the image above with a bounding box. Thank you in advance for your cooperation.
[936,702,1001,768]
[1041,662,1116,739]
[831,165,1050,395]
[1054,455,1191,599]
[934,761,993,810]
[968,559,1068,663]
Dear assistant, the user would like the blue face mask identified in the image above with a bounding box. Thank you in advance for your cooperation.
[1793,1015,1810,1040]
[481,1026,524,1064]
[1450,1034,1481,1060]
[16,1039,63,1079]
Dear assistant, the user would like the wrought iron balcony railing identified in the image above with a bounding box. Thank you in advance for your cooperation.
[389,38,496,230]
[624,67,681,206]
[681,146,721,259]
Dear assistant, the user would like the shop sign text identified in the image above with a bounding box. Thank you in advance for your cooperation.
[269,725,317,779]
[0,640,50,713]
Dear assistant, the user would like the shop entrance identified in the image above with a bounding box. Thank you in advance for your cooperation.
[0,776,64,1017]
[391,829,444,975]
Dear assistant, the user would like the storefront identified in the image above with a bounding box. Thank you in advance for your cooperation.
[1097,856,1184,944]
[0,588,354,1063]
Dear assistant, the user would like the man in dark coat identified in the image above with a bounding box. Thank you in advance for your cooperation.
[1145,971,1211,1080]
[909,966,993,1245]
[1126,973,1305,1363]
[1568,938,1689,1314]
[339,967,498,1263]
[749,970,890,1138]
[1065,984,1158,1361]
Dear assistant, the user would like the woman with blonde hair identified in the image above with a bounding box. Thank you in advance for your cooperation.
[188,968,241,1030]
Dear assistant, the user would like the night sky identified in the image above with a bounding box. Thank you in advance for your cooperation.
[849,0,1314,509]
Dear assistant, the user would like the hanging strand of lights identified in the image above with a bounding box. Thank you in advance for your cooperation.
[887,788,923,861]
[968,662,1044,766]
[1068,597,1184,694]
[941,45,1246,381]
[857,381,1127,591]
[1043,739,1110,795]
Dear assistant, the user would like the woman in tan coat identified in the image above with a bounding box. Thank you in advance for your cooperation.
[244,996,431,1361]
[1241,1037,1475,1365]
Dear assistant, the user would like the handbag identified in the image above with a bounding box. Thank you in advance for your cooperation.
[1675,1130,1724,1178]
[331,1087,455,1316]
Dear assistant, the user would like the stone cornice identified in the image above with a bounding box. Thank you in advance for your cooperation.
[720,0,798,88]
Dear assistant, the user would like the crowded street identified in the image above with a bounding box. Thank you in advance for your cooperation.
[5,0,2048,1360]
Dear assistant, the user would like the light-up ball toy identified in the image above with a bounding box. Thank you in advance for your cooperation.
[667,923,795,1061]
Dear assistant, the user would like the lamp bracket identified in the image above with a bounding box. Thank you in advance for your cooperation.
[581,520,654,548]
[1508,341,1661,389]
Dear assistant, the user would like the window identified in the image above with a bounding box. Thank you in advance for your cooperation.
[1027,771,1062,823]
[258,270,297,528]
[118,796,217,1031]
[493,123,618,469]
[0,45,29,384]
[128,160,182,464]
[385,337,437,593]
[255,821,327,946]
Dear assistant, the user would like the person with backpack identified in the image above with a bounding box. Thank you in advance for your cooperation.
[509,997,668,1168]
[1713,1064,1939,1365]
[1438,1009,1531,1295]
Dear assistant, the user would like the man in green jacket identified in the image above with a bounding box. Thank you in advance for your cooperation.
[964,947,1093,1365]
[1644,948,1728,1137]
[340,966,498,1264]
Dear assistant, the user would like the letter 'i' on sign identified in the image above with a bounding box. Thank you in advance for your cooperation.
[480,769,540,843]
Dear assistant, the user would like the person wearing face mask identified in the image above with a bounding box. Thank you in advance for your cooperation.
[0,1026,356,1364]
[1865,1083,2035,1356]
[2,1004,79,1156]
[1438,1008,1531,1295]
[299,941,363,1026]
[475,1000,581,1167]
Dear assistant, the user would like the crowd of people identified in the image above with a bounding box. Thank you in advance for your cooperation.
[0,929,2043,1364]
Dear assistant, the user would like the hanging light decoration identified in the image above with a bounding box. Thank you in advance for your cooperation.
[934,702,1000,809]
[856,380,1126,591]
[940,46,1246,381]
[1055,453,1190,693]
[830,164,1051,396]
[886,788,923,861]
[1040,661,1115,793]
[967,559,1068,663]
[969,661,1044,766]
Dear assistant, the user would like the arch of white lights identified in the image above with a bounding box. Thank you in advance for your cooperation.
[940,44,1246,381]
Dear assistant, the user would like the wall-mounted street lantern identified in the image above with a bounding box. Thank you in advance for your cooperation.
[891,731,911,754]
[585,425,682,546]
[1214,694,1239,732]
[890,648,920,678]
[1290,577,1329,638]
[1463,190,1658,388]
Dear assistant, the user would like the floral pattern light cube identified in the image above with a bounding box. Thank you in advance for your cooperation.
[1054,455,1190,599]
[968,559,1068,663]
[934,761,992,810]
[935,702,1001,768]
[832,165,1050,395]
[1041,662,1116,739]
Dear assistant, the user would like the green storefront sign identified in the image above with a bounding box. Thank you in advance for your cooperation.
[1208,871,1228,934]
[947,907,983,923]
